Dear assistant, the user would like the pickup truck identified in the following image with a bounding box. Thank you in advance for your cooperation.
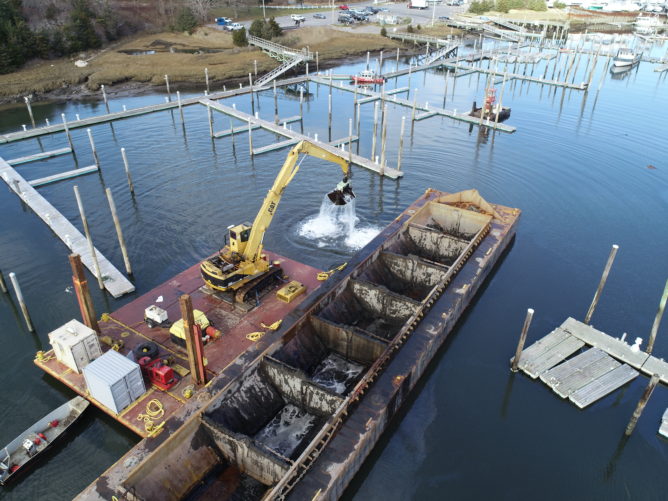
[291,14,306,22]
[225,23,244,31]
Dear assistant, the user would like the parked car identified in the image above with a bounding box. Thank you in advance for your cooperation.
[364,6,380,13]
[226,23,244,31]
[291,14,306,22]
[214,17,232,25]
[339,4,349,9]
[313,13,327,19]
[438,15,450,20]
[350,11,369,21]
[338,13,354,23]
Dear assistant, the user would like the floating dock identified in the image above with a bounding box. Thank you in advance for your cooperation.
[75,188,520,500]
[514,317,668,408]
[34,251,322,437]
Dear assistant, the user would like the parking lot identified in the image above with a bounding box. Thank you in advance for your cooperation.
[215,1,470,34]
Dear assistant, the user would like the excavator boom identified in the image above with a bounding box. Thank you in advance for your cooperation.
[200,140,355,298]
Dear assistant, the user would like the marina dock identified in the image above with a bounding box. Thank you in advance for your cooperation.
[0,156,134,298]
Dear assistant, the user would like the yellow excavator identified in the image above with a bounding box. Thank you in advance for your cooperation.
[200,140,355,303]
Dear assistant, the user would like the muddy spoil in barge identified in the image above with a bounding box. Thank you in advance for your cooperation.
[78,189,520,501]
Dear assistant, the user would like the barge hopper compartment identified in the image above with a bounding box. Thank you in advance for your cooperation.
[78,188,519,501]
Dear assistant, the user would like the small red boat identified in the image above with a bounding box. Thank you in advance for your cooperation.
[350,70,385,85]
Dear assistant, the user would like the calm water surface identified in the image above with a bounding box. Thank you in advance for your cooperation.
[1,37,667,500]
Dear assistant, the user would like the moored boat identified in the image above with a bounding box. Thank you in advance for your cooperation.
[350,69,385,85]
[469,88,511,122]
[612,47,642,67]
[0,396,89,485]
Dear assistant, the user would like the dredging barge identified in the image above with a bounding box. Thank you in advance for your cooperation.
[76,188,520,500]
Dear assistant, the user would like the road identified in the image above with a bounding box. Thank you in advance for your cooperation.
[215,1,471,35]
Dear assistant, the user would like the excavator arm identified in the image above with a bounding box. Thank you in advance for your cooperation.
[243,140,354,264]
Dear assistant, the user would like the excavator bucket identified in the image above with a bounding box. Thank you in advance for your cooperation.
[327,180,355,206]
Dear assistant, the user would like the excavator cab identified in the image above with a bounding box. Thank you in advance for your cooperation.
[327,176,355,206]
[228,223,251,255]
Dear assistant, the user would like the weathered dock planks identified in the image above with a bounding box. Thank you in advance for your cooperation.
[569,365,639,409]
[7,147,72,165]
[200,98,403,178]
[28,165,99,187]
[0,156,134,298]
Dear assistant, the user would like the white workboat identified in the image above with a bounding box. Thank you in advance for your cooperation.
[0,396,89,485]
[612,48,642,67]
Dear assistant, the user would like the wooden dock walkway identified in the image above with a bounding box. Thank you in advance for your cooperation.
[0,156,134,298]
[0,76,310,145]
[7,147,72,165]
[514,317,668,408]
[311,77,517,133]
[200,99,403,178]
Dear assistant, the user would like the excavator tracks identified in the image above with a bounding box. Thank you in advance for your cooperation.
[234,266,284,304]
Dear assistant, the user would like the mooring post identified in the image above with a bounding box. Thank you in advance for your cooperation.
[120,148,135,195]
[646,278,668,355]
[9,272,34,332]
[0,270,7,294]
[584,244,619,325]
[407,63,413,95]
[380,104,387,167]
[511,308,534,372]
[248,119,253,155]
[61,114,74,152]
[625,374,660,436]
[316,51,319,73]
[86,128,100,166]
[396,47,400,72]
[105,188,132,276]
[397,116,406,171]
[206,103,214,137]
[587,51,600,88]
[69,253,99,332]
[73,185,104,290]
[366,51,370,70]
[328,93,333,141]
[45,118,50,127]
[24,96,36,128]
[205,67,210,93]
[495,72,508,128]
[229,117,236,150]
[164,74,172,101]
[273,80,279,124]
[101,84,110,113]
[299,88,304,120]
[356,102,361,137]
[177,91,184,122]
[348,118,353,164]
[179,294,207,386]
[254,59,258,77]
[379,50,384,72]
[353,84,358,112]
[371,101,379,162]
[410,89,418,131]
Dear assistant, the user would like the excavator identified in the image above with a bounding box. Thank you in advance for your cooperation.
[200,140,355,303]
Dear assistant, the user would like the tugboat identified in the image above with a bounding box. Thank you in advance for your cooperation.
[469,88,511,122]
[350,69,385,85]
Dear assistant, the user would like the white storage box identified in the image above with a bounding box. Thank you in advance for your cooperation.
[83,350,146,414]
[48,319,102,373]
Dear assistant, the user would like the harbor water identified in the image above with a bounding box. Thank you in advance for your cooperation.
[1,37,668,500]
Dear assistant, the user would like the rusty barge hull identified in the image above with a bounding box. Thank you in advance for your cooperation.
[77,188,520,501]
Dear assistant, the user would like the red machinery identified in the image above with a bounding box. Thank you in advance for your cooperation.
[138,357,178,391]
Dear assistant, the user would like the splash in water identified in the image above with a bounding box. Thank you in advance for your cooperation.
[298,196,380,250]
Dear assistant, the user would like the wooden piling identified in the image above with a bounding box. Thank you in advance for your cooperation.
[584,244,618,325]
[328,93,333,140]
[207,102,214,137]
[254,59,258,77]
[86,128,99,166]
[164,74,172,101]
[397,116,406,171]
[61,114,74,152]
[299,89,304,120]
[273,80,279,124]
[205,67,210,93]
[356,102,361,136]
[366,51,370,70]
[177,91,184,122]
[120,148,135,195]
[396,47,400,72]
[511,308,534,372]
[625,374,660,436]
[379,50,384,72]
[0,270,6,293]
[348,118,353,164]
[9,272,34,332]
[248,119,254,155]
[69,253,99,332]
[24,97,36,129]
[646,278,668,355]
[105,188,132,276]
[180,294,207,386]
[495,72,508,128]
[74,185,104,290]
[371,101,379,162]
[101,84,110,113]
[380,104,387,167]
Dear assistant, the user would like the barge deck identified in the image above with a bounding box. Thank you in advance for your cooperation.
[34,251,322,438]
[76,188,520,500]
